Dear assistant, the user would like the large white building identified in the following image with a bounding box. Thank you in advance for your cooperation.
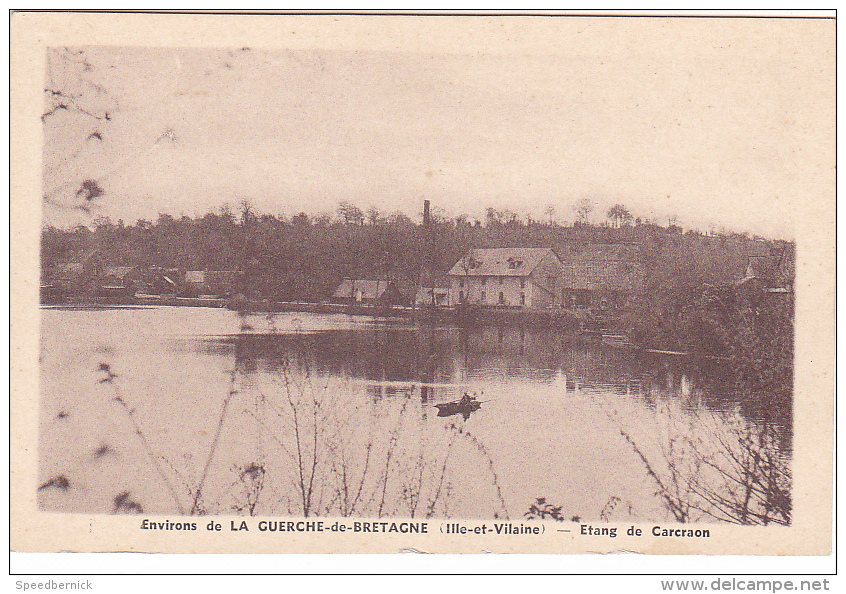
[447,247,564,309]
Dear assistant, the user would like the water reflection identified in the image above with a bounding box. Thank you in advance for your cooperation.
[204,315,792,464]
[199,319,777,427]
[434,394,483,421]
[39,308,791,522]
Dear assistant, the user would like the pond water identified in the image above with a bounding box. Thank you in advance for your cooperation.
[38,306,790,522]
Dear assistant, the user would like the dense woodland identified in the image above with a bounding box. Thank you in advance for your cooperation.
[42,201,794,414]
[41,200,786,300]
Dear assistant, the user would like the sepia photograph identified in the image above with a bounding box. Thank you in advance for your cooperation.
[10,12,834,560]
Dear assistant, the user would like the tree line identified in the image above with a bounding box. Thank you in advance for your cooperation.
[43,200,794,419]
[42,200,778,301]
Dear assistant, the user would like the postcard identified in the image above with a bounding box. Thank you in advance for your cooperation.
[10,11,834,556]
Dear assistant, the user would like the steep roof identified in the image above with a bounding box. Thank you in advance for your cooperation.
[557,244,644,292]
[561,259,644,291]
[49,250,101,281]
[743,255,784,283]
[51,262,83,281]
[103,266,136,280]
[185,271,205,284]
[447,247,557,277]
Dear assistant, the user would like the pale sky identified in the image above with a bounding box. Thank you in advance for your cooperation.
[41,17,835,239]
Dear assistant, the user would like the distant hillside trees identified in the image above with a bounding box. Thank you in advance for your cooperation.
[574,198,593,224]
[42,202,791,314]
[607,204,633,228]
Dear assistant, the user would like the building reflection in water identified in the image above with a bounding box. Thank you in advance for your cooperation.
[201,317,772,426]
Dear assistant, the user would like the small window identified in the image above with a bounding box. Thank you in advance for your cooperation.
[499,276,503,284]
[481,291,486,303]
[481,277,487,286]
[459,278,464,288]
[498,292,505,304]
[459,291,464,302]
[520,278,526,289]
[520,293,525,305]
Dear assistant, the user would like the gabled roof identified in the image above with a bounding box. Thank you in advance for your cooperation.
[561,259,644,291]
[80,249,100,262]
[332,279,393,299]
[557,244,644,292]
[103,266,136,279]
[557,243,640,260]
[185,271,205,284]
[51,262,83,280]
[447,248,557,277]
[49,250,102,280]
[744,255,784,282]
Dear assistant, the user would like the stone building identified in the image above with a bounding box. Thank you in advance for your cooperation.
[447,247,564,309]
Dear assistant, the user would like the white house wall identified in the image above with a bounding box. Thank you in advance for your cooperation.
[447,248,565,309]
[450,275,532,307]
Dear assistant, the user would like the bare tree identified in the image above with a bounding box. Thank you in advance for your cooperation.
[42,48,119,214]
[43,47,248,217]
[456,248,478,304]
[604,400,791,525]
[366,206,381,226]
[239,200,256,227]
[574,198,593,224]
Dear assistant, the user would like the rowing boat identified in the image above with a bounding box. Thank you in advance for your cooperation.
[434,398,482,417]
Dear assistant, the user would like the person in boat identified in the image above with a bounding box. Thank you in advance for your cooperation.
[460,392,474,407]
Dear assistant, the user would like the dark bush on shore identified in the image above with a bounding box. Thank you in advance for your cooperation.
[623,236,793,420]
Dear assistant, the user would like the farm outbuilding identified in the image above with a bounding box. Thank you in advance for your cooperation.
[557,244,645,310]
[331,279,408,306]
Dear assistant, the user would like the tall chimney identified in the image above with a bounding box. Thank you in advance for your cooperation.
[421,199,433,304]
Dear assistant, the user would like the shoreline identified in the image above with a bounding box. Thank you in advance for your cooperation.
[40,296,612,331]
